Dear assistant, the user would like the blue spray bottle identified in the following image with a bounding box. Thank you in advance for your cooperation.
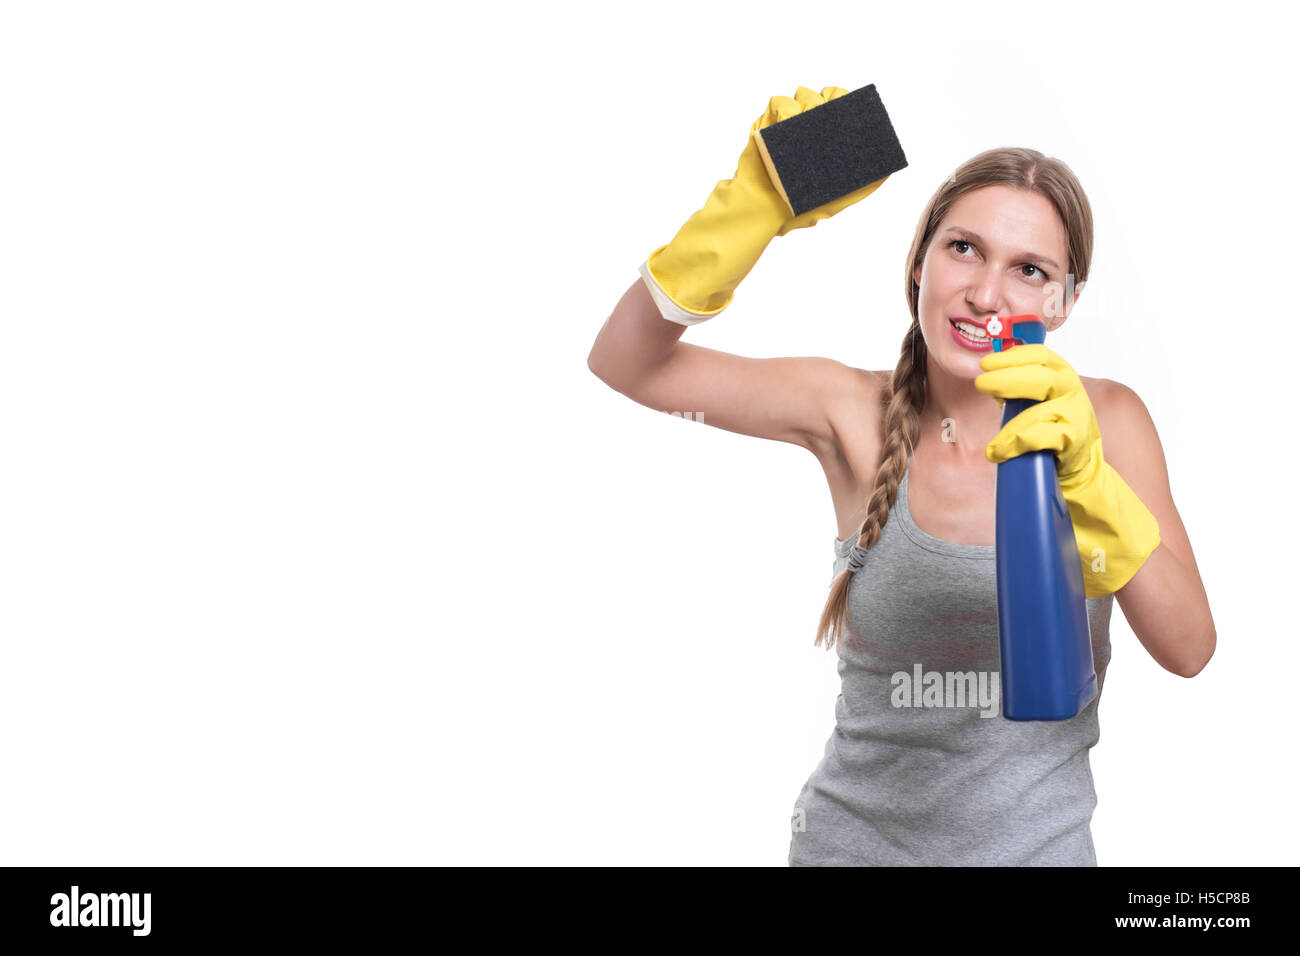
[988,315,1097,721]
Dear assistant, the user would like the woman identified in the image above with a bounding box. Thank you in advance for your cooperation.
[587,87,1216,866]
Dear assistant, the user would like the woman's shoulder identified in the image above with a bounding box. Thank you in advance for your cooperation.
[1082,375,1147,421]
[828,366,890,406]
[849,368,893,394]
[1082,376,1160,470]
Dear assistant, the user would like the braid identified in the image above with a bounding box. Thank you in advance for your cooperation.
[813,320,928,652]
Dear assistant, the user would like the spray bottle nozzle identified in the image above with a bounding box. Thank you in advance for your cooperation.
[988,314,1046,352]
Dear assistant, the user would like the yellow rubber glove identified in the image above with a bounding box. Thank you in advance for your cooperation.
[973,344,1160,598]
[639,86,893,325]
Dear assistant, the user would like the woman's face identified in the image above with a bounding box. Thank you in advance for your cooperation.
[912,184,1072,380]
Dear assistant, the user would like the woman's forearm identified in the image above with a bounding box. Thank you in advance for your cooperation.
[587,277,687,391]
[1114,542,1216,677]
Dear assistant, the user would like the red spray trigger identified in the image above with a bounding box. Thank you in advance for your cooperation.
[988,314,1047,352]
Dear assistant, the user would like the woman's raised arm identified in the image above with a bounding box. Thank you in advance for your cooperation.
[588,276,873,454]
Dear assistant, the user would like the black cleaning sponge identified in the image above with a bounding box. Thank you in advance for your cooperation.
[753,84,908,218]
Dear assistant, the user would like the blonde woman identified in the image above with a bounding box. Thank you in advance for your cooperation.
[587,88,1215,866]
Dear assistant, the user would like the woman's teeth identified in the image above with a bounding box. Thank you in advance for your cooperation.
[954,321,990,341]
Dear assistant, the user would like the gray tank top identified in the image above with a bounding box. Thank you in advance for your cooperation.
[788,456,1113,866]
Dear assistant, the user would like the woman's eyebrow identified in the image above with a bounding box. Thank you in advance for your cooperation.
[943,226,1060,271]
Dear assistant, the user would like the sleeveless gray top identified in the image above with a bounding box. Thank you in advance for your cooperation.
[788,456,1113,866]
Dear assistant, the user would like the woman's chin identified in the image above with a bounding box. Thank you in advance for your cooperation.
[933,348,986,381]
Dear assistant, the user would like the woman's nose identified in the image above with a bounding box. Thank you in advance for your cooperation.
[967,268,1005,314]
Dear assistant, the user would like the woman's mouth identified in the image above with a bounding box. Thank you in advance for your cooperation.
[948,317,993,352]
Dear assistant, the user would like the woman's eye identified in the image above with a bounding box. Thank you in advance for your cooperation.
[950,240,1048,281]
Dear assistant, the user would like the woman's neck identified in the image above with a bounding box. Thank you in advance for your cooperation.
[919,360,1005,467]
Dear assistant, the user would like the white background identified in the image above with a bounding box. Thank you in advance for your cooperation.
[1,1,1293,866]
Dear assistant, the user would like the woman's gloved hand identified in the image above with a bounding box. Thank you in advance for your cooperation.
[973,343,1161,597]
[640,85,892,325]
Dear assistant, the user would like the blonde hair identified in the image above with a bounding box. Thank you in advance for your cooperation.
[813,146,1096,652]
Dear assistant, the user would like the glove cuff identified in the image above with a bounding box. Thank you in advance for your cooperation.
[1063,461,1161,597]
[640,165,787,319]
[637,257,721,326]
